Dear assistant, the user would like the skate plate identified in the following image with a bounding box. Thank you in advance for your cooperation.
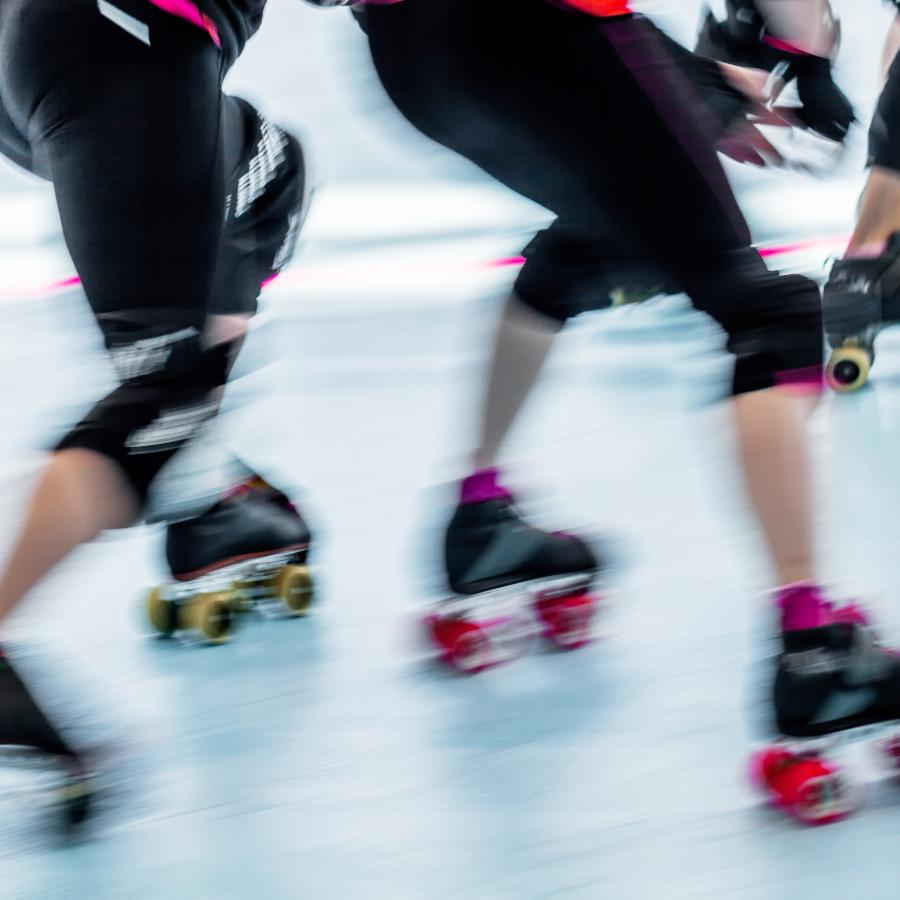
[146,548,314,644]
[424,574,600,674]
[748,718,900,826]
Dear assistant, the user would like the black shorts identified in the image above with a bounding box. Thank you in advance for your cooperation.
[0,0,303,319]
[870,48,900,174]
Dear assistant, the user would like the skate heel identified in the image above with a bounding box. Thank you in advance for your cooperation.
[749,745,858,825]
[534,588,599,650]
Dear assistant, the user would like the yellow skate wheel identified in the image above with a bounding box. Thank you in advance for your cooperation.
[181,591,235,644]
[827,345,871,393]
[274,565,314,617]
[146,586,178,638]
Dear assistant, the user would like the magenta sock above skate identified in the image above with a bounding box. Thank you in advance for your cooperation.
[460,468,513,504]
[777,582,831,632]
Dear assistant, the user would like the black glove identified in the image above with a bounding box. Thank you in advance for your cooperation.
[791,54,855,142]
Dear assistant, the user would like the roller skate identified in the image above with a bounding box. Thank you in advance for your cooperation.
[750,584,900,824]
[146,476,314,644]
[0,649,100,833]
[426,469,600,673]
[823,234,900,392]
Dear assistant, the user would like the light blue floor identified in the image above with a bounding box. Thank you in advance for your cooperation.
[3,1,900,898]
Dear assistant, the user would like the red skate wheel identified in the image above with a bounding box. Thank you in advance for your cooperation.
[536,593,596,650]
[426,616,492,674]
[749,747,856,826]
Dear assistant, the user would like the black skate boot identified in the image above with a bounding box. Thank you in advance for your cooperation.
[0,650,98,831]
[146,478,314,643]
[823,233,900,391]
[427,469,601,672]
[774,620,900,740]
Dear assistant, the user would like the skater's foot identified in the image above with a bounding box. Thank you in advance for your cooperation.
[0,649,97,829]
[445,469,598,595]
[773,585,900,738]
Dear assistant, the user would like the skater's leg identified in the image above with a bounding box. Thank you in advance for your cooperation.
[0,451,138,624]
[884,13,900,81]
[733,390,816,586]
[148,96,309,525]
[473,295,561,471]
[0,2,229,629]
[368,2,823,595]
[845,168,900,258]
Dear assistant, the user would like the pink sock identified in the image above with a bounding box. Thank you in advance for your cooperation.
[460,468,513,504]
[776,582,831,632]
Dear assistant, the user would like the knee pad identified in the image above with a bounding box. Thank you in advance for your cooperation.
[56,311,238,504]
[695,259,824,394]
[213,101,309,316]
[514,227,674,322]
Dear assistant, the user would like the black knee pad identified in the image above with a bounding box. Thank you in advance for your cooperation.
[694,256,824,394]
[56,311,238,504]
[213,99,309,316]
[869,49,900,174]
[514,226,674,322]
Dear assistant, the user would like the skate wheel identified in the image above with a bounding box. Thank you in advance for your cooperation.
[181,592,235,644]
[273,565,314,617]
[827,345,871,392]
[428,616,492,674]
[536,593,596,650]
[749,747,857,825]
[146,586,178,638]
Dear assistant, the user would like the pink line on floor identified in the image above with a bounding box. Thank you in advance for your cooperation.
[0,235,850,300]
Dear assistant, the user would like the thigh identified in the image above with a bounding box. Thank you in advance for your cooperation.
[2,0,228,327]
[366,2,750,275]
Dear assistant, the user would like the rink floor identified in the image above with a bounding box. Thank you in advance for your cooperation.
[4,0,900,897]
[5,205,900,898]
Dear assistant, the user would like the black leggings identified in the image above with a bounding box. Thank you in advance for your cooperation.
[0,0,304,500]
[364,0,823,394]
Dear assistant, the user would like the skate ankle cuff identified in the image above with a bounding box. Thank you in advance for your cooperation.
[460,468,513,505]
